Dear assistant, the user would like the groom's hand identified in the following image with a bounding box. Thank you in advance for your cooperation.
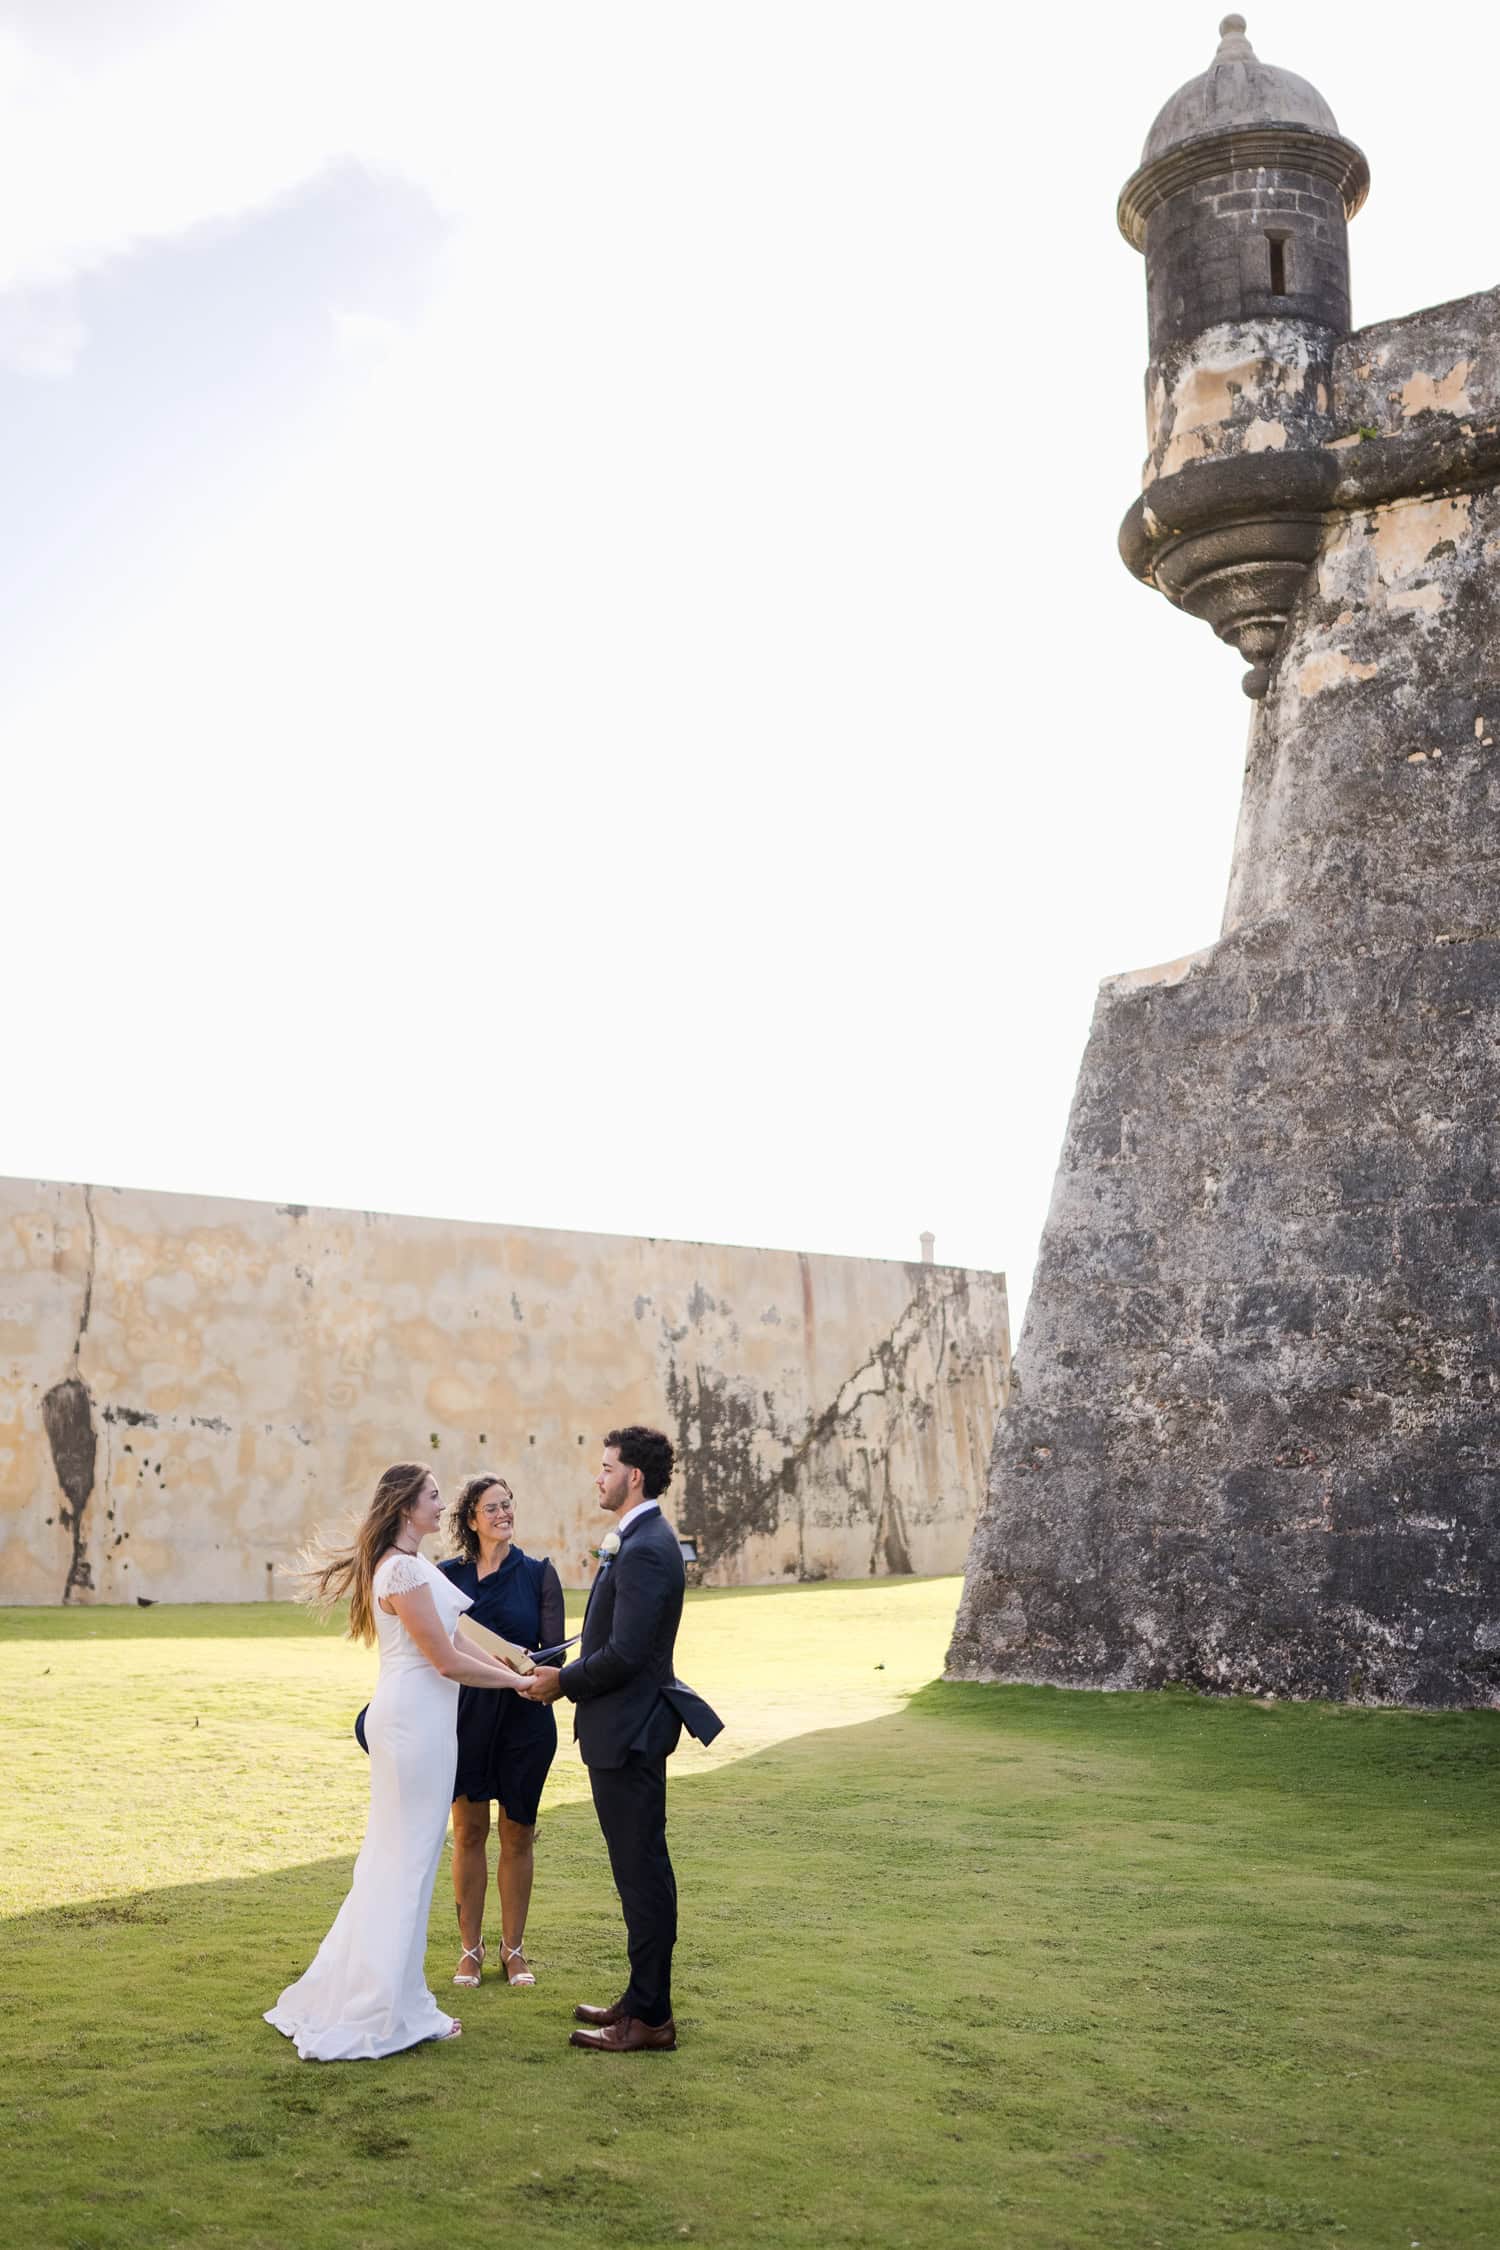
[522,1664,563,1703]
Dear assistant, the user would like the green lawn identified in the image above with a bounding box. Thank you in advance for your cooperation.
[3,1581,1498,2250]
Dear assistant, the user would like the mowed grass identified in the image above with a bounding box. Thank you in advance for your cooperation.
[2,1584,1497,2250]
[2,1579,945,1917]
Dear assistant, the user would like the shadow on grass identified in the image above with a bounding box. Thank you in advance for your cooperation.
[6,1686,1500,2250]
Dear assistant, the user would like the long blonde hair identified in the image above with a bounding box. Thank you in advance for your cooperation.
[302,1462,432,1645]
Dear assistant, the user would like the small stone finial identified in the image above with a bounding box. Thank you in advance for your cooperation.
[1216,13,1253,57]
[920,1231,935,1265]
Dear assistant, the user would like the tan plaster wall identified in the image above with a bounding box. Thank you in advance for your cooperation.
[0,1178,1009,1604]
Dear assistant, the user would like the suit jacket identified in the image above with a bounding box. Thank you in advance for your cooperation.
[561,1507,687,1769]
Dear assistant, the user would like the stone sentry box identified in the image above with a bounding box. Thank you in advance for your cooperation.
[1117,14,1370,699]
[949,19,1500,1705]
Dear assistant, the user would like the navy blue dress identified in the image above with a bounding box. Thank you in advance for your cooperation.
[437,1546,564,1824]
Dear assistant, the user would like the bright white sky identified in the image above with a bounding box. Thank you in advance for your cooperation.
[1,2,1492,1325]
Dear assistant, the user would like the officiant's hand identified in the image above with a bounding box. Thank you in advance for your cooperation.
[520,1664,563,1703]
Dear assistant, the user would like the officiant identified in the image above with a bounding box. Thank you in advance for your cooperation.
[438,1473,566,1989]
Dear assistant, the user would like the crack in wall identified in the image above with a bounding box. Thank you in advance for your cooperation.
[76,1183,96,1353]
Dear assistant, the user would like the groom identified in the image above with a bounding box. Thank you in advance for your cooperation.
[522,1425,687,2053]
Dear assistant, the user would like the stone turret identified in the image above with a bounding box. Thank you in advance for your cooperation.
[1118,17,1369,694]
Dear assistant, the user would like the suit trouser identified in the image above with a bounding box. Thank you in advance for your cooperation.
[588,1754,677,2026]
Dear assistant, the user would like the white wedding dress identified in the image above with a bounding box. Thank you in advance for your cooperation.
[266,1550,472,2061]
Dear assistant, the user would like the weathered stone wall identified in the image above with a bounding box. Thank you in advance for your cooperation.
[1141,314,1338,487]
[950,285,1500,1707]
[1225,300,1500,938]
[0,1177,1008,1605]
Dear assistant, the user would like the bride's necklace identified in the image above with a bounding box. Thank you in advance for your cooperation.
[392,1531,421,1554]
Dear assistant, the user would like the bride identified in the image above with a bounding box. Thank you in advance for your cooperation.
[266,1462,530,2061]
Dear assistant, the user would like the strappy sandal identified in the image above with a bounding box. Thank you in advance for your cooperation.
[453,1941,485,1988]
[501,1940,536,1988]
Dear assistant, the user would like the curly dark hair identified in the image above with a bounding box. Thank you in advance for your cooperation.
[605,1425,675,1500]
[441,1472,513,1563]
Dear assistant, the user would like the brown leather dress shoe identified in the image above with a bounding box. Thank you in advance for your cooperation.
[572,1998,627,2027]
[568,2015,676,2053]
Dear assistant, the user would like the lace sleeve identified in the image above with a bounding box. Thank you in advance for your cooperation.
[375,1552,427,1599]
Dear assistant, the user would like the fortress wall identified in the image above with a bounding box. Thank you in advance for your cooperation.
[1223,300,1500,941]
[0,1177,1009,1605]
[1334,285,1500,436]
[950,284,1500,1706]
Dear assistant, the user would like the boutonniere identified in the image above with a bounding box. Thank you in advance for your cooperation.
[592,1530,622,1562]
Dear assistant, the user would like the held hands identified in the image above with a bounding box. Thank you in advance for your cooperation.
[519,1664,564,1704]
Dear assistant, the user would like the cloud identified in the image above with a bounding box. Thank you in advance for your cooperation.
[0,0,456,377]
[0,2,422,299]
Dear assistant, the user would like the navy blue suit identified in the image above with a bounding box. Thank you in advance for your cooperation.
[561,1506,685,2024]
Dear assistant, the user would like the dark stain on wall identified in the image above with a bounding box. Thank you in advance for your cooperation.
[872,1464,914,1575]
[42,1375,98,1602]
[666,1271,985,1577]
[663,1360,786,1567]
